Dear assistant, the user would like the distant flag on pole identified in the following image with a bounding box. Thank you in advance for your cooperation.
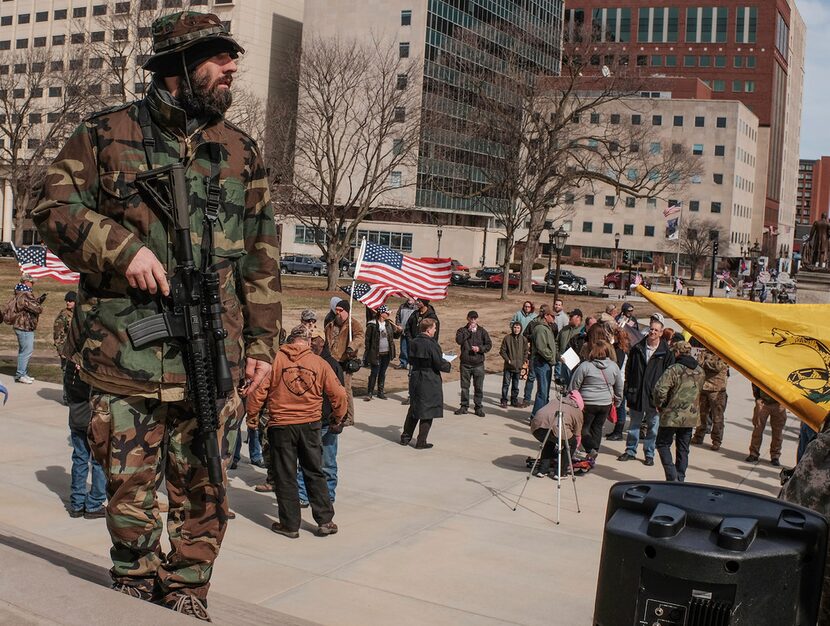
[13,244,79,283]
[663,202,681,218]
[354,242,451,301]
[664,202,681,240]
[340,281,406,310]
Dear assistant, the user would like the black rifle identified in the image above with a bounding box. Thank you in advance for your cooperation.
[126,163,233,485]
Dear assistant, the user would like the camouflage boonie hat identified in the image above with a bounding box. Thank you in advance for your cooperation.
[142,11,244,73]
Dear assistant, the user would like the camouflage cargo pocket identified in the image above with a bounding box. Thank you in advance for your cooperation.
[87,392,112,471]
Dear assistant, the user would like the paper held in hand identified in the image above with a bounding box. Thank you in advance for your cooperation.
[442,353,458,362]
[560,347,580,371]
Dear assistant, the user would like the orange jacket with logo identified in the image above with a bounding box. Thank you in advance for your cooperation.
[265,342,348,427]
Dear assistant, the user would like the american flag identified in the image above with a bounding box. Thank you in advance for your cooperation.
[355,242,451,301]
[663,202,681,218]
[340,281,406,310]
[14,245,79,284]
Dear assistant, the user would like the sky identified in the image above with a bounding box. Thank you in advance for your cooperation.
[799,0,830,159]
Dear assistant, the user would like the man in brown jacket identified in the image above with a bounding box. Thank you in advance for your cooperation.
[267,327,348,539]
[529,389,584,477]
[324,300,364,425]
[692,348,729,450]
[11,273,45,384]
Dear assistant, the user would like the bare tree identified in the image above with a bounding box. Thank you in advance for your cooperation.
[0,48,108,244]
[273,35,422,289]
[432,24,701,297]
[668,217,727,280]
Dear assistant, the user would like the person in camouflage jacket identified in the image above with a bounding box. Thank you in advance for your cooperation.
[32,11,281,619]
[653,341,705,482]
[10,273,45,384]
[692,348,729,449]
[52,291,76,369]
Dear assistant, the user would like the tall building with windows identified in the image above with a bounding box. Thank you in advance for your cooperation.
[564,0,805,260]
[0,0,303,243]
[797,158,830,225]
[289,0,564,264]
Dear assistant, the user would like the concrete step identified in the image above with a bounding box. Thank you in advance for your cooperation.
[0,522,317,626]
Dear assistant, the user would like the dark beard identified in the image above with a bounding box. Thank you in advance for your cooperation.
[180,71,232,120]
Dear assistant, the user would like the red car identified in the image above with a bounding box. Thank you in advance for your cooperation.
[488,272,521,288]
[451,259,469,271]
[603,271,652,290]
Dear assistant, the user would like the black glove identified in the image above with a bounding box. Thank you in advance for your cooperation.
[37,293,47,304]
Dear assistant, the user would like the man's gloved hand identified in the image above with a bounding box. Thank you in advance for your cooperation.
[344,347,358,360]
[37,294,47,304]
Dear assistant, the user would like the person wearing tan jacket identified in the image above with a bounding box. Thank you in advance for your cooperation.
[267,327,347,539]
[324,300,364,426]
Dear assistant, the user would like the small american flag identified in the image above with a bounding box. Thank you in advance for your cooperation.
[340,281,406,310]
[14,245,79,284]
[663,202,681,218]
[355,242,451,301]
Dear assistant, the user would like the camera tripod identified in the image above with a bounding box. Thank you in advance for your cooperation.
[513,384,581,524]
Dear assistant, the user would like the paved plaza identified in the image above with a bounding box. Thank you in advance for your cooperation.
[0,365,796,625]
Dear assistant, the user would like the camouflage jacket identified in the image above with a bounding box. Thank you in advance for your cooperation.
[698,350,728,392]
[53,307,73,355]
[12,289,43,332]
[653,355,705,428]
[32,84,282,394]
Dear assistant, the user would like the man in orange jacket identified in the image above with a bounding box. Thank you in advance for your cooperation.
[266,326,347,538]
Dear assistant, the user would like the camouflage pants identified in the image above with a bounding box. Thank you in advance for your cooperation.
[749,400,787,460]
[88,390,243,600]
[694,390,727,445]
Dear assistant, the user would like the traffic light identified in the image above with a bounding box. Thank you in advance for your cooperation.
[712,241,719,256]
[623,250,630,263]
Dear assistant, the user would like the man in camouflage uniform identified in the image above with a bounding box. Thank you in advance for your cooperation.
[691,348,729,451]
[32,12,281,620]
[53,291,76,371]
[746,384,788,466]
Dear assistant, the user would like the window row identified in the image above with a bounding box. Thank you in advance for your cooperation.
[0,56,129,74]
[685,200,723,213]
[583,222,657,237]
[586,113,728,129]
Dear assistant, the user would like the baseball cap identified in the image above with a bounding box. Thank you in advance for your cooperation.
[300,309,317,322]
[650,312,665,324]
[568,308,583,317]
[621,303,634,313]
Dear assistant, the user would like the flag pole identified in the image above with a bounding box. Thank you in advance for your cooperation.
[675,202,682,280]
[349,237,368,343]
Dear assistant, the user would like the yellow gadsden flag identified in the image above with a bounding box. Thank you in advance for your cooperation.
[637,287,830,431]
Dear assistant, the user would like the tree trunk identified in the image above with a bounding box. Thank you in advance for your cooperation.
[500,258,511,300]
[326,258,339,291]
[519,238,539,294]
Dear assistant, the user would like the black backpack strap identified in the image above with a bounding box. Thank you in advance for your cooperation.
[201,143,222,272]
[136,100,155,169]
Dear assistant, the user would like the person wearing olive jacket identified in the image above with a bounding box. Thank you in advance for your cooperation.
[454,311,492,417]
[531,309,559,417]
[499,321,528,408]
[653,341,705,482]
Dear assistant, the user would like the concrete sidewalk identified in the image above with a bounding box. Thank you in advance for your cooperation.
[0,367,798,625]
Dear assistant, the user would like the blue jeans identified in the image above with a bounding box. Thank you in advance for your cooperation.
[798,423,818,463]
[522,363,535,403]
[531,361,552,416]
[625,409,659,460]
[400,337,409,367]
[15,329,34,379]
[69,429,106,512]
[248,426,263,463]
[233,423,243,464]
[501,370,520,404]
[297,423,338,503]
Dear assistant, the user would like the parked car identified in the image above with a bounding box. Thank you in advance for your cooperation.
[451,259,470,271]
[543,269,587,289]
[533,273,587,294]
[603,271,652,290]
[476,266,504,280]
[280,254,327,276]
[0,242,15,258]
[449,259,470,284]
[488,272,521,288]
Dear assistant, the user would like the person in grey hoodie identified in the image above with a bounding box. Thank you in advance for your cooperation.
[568,339,623,460]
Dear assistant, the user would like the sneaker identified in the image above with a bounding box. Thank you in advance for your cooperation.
[229,461,239,470]
[112,582,154,602]
[363,395,373,402]
[643,457,655,467]
[617,453,635,462]
[250,458,267,468]
[165,594,211,622]
[270,522,299,539]
[454,407,468,415]
[16,375,34,384]
[316,522,338,536]
[377,392,387,400]
[710,444,721,452]
[254,482,273,493]
[474,408,486,417]
[414,442,434,450]
[399,434,412,446]
[745,454,760,462]
[84,508,106,519]
[770,458,781,467]
[606,432,623,441]
[518,401,530,408]
[401,398,410,405]
[299,501,309,508]
[499,400,508,409]
[68,508,85,518]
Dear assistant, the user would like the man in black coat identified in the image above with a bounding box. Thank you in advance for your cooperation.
[401,318,451,449]
[404,298,440,343]
[618,319,675,466]
[454,310,492,417]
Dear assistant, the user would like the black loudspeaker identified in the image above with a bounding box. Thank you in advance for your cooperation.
[593,482,827,626]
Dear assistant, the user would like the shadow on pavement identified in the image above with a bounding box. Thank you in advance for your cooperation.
[352,421,401,444]
[706,468,779,495]
[35,465,70,508]
[36,388,64,404]
[508,436,538,450]
[226,482,277,531]
[0,533,110,586]
[492,454,531,472]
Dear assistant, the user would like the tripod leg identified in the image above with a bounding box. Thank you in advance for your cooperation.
[563,435,581,514]
[513,425,553,511]
[556,408,563,525]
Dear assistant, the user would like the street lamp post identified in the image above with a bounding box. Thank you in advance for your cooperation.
[614,232,620,271]
[547,231,554,278]
[626,251,633,296]
[437,226,443,257]
[551,226,569,303]
[749,240,761,302]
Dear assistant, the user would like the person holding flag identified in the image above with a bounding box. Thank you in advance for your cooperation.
[324,300,364,425]
[7,273,46,384]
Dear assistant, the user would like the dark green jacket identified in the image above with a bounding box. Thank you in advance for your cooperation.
[532,323,558,365]
[32,84,282,392]
[499,332,528,372]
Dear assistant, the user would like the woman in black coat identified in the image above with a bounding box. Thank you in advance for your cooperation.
[401,318,451,449]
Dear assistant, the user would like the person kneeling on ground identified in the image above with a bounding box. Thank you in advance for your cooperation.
[529,389,584,478]
[401,318,451,449]
[653,341,705,482]
[266,326,347,539]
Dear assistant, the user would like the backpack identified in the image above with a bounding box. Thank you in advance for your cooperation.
[1,294,18,326]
